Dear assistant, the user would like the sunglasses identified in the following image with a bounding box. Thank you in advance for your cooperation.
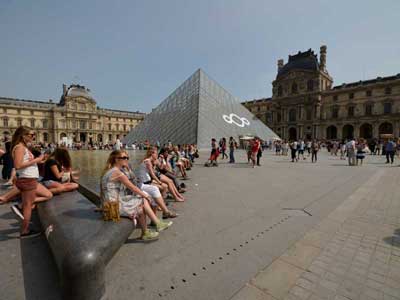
[26,133,36,137]
[116,156,129,160]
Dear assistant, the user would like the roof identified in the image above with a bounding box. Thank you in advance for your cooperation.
[65,84,94,100]
[242,97,272,105]
[0,97,56,109]
[332,73,400,90]
[277,49,319,79]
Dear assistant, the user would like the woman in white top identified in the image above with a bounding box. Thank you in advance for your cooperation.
[11,126,52,238]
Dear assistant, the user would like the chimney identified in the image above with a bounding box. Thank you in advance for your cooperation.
[320,45,327,71]
[277,59,284,72]
[62,84,67,96]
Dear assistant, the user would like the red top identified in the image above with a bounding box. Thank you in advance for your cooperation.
[252,140,260,152]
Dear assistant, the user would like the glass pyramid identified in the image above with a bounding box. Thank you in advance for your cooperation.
[123,69,279,149]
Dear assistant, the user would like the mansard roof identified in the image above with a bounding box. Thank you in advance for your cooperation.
[277,49,319,79]
[332,73,400,90]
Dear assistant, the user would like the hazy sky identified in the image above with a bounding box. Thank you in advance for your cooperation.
[1,0,399,112]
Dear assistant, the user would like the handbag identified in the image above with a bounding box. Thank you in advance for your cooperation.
[102,200,120,222]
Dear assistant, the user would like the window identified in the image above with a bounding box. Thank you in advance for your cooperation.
[257,106,260,112]
[42,119,48,128]
[30,110,34,115]
[3,118,8,127]
[89,122,92,130]
[291,82,298,94]
[43,132,48,142]
[288,109,297,122]
[365,104,373,116]
[277,112,282,122]
[366,90,372,97]
[123,124,127,131]
[348,106,354,117]
[306,109,312,120]
[30,119,35,128]
[385,87,392,95]
[108,134,112,141]
[349,93,354,99]
[277,85,283,97]
[332,106,339,119]
[79,120,86,129]
[108,123,111,131]
[333,95,338,101]
[17,119,22,126]
[307,80,314,91]
[384,103,392,114]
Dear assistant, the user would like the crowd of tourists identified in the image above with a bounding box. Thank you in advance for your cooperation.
[271,138,400,166]
[0,126,196,240]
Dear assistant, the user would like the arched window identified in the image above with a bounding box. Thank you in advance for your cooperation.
[307,80,314,91]
[291,82,298,94]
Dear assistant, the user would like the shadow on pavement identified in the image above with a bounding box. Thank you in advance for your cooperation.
[20,211,62,300]
[383,228,400,248]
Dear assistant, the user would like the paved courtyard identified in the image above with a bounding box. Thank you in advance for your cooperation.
[0,150,399,300]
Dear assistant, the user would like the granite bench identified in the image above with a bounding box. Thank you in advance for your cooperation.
[37,188,135,300]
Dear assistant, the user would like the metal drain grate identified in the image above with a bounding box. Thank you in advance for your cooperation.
[157,215,292,298]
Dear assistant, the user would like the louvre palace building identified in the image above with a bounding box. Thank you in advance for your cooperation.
[0,84,145,144]
[242,45,400,141]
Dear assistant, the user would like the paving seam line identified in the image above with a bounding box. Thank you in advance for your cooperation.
[230,169,386,300]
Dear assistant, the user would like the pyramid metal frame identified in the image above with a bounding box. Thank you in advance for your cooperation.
[123,69,279,149]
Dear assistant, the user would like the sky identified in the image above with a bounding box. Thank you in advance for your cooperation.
[0,0,399,113]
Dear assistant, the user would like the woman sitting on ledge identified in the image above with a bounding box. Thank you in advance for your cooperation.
[42,148,79,194]
[101,150,172,241]
[137,148,185,202]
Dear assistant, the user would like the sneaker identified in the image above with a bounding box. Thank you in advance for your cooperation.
[20,229,41,239]
[156,220,173,232]
[11,205,24,220]
[140,229,159,241]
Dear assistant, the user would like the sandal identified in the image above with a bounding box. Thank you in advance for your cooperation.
[162,211,178,219]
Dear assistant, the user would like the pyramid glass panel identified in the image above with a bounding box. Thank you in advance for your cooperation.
[123,69,279,149]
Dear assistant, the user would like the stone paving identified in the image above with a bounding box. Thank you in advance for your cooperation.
[232,166,400,300]
[1,150,400,300]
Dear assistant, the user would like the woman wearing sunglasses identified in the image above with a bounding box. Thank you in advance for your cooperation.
[11,126,53,238]
[101,150,172,241]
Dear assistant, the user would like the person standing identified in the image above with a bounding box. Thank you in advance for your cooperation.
[11,126,52,238]
[311,140,319,163]
[257,140,263,166]
[298,139,305,160]
[346,139,356,166]
[385,139,396,164]
[290,140,298,162]
[251,137,260,168]
[356,139,367,166]
[114,138,122,151]
[228,137,236,163]
[220,137,228,160]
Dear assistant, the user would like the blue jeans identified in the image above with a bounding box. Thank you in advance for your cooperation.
[229,148,235,163]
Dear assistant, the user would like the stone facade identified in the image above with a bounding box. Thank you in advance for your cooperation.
[243,45,400,141]
[0,84,145,144]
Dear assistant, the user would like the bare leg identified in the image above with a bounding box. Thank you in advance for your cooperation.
[142,199,160,224]
[0,186,20,203]
[21,189,36,234]
[33,183,53,203]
